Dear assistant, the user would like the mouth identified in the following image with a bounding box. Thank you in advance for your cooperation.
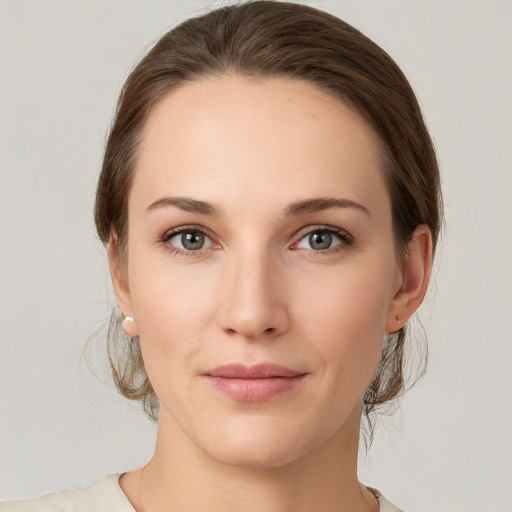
[203,363,307,402]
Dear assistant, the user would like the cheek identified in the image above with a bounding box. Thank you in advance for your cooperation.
[127,254,220,383]
[298,256,393,332]
[294,258,395,385]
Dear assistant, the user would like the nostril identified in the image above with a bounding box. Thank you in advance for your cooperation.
[224,326,277,338]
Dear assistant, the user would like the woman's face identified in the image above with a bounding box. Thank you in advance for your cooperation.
[116,76,405,468]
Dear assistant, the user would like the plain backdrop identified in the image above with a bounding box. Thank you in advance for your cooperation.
[1,1,511,510]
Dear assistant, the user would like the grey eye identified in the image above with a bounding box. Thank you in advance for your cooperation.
[308,231,332,250]
[296,229,345,251]
[182,231,204,250]
[169,230,212,251]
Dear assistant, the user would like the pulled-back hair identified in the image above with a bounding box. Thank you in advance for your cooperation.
[94,1,442,440]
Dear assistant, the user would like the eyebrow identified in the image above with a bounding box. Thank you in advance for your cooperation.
[284,197,369,217]
[146,196,368,217]
[147,197,219,216]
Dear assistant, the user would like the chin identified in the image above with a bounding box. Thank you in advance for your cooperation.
[196,415,319,470]
[207,437,305,470]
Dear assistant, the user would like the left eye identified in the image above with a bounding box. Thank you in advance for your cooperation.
[296,230,344,251]
[168,230,213,251]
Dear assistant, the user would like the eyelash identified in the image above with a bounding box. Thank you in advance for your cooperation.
[159,224,353,258]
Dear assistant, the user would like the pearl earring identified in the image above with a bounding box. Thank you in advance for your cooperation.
[122,316,138,337]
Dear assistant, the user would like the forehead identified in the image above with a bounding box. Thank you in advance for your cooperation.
[131,75,389,218]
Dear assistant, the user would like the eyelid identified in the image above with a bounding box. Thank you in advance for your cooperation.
[294,224,351,240]
[160,224,216,242]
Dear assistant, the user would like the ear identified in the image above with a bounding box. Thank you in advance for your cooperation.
[108,235,139,337]
[386,225,433,334]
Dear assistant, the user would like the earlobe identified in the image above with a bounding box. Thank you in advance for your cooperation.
[386,225,433,333]
[108,235,138,336]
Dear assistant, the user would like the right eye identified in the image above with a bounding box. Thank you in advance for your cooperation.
[162,227,215,254]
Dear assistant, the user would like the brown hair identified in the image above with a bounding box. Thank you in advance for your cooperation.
[94,0,443,439]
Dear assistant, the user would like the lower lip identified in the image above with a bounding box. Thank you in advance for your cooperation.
[205,375,306,402]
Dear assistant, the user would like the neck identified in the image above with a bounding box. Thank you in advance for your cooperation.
[131,405,377,512]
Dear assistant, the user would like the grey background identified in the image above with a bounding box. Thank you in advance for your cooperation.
[1,1,511,510]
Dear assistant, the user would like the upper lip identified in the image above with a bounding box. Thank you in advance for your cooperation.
[205,363,305,379]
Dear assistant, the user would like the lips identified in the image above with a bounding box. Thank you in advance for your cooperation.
[204,363,307,402]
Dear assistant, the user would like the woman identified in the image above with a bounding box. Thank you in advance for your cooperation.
[2,1,442,510]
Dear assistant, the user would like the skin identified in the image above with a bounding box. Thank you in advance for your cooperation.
[111,76,432,512]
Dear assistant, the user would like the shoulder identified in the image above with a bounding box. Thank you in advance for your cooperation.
[367,486,405,512]
[0,474,135,512]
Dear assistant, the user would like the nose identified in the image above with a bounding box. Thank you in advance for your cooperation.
[217,251,290,340]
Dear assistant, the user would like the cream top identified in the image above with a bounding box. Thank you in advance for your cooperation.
[1,474,404,512]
